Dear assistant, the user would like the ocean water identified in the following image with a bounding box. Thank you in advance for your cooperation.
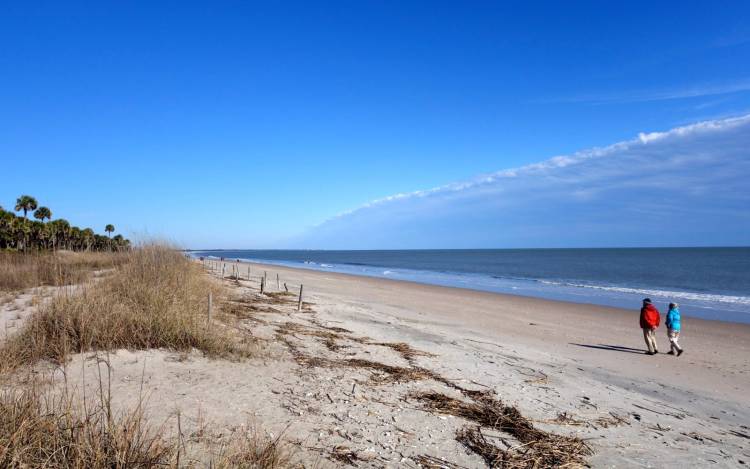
[189,248,750,324]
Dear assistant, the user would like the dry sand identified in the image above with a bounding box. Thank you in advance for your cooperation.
[36,260,750,467]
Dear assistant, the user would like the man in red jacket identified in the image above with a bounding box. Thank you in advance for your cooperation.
[640,298,661,355]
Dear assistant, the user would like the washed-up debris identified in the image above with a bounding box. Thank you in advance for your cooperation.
[412,390,591,468]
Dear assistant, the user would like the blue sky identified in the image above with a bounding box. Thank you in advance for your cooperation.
[1,1,749,248]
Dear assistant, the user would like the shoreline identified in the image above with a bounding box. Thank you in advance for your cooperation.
[191,251,750,325]
[218,258,750,403]
[203,256,750,330]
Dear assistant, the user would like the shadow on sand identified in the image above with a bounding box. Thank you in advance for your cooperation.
[571,343,646,355]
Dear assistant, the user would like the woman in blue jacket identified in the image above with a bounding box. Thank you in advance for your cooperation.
[666,303,684,356]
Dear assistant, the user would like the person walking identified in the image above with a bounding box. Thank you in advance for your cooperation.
[665,302,684,356]
[640,298,660,355]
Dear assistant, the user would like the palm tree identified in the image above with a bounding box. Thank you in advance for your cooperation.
[50,219,70,250]
[14,218,30,251]
[69,227,82,250]
[82,228,94,251]
[105,224,115,251]
[1,196,131,252]
[33,206,52,223]
[0,210,16,249]
[30,208,51,250]
[14,195,38,220]
[14,195,37,252]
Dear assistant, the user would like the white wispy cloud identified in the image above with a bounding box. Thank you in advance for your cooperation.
[299,114,750,249]
[543,79,750,105]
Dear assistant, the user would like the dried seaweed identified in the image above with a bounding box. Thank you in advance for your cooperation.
[551,412,587,426]
[322,336,347,352]
[594,412,630,428]
[342,359,439,383]
[275,329,441,384]
[413,454,469,468]
[308,319,352,334]
[328,445,361,466]
[455,427,506,467]
[412,391,591,468]
[370,341,436,362]
[264,291,297,304]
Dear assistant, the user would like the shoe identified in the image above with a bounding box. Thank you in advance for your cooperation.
[667,351,675,355]
[677,349,683,357]
[645,351,655,355]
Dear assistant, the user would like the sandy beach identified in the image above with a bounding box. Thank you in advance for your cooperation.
[31,258,743,468]
[5,5,750,467]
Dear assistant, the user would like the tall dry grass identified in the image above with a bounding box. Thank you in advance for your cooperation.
[0,244,252,373]
[214,431,298,468]
[0,370,296,468]
[0,244,296,467]
[0,250,126,293]
[0,384,175,468]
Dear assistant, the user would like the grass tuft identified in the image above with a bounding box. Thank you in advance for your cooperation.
[214,430,298,468]
[0,384,174,468]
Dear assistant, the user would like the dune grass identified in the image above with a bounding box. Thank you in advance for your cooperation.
[0,244,295,467]
[0,250,126,294]
[0,384,175,468]
[0,244,254,373]
[213,430,299,468]
[0,376,297,469]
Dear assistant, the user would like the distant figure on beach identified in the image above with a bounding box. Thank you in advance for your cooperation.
[666,302,684,356]
[640,298,661,355]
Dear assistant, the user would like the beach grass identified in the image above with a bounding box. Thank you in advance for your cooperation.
[0,244,297,468]
[213,430,299,468]
[0,375,298,469]
[0,382,175,468]
[0,244,254,373]
[0,250,127,294]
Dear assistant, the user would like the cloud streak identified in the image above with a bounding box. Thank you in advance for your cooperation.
[298,114,750,249]
[542,79,750,105]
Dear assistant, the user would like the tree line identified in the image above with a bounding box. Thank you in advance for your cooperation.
[0,195,130,252]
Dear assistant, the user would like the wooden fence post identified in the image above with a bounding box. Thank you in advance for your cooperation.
[276,273,280,289]
[297,284,304,311]
[284,282,289,292]
[207,292,212,326]
[260,276,265,294]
